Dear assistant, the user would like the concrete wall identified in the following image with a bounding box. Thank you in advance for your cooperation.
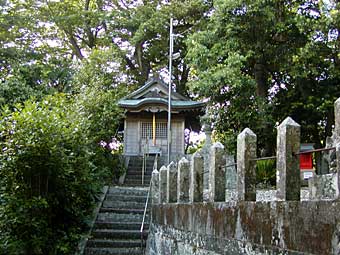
[147,202,340,255]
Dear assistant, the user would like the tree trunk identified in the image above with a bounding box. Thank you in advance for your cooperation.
[84,0,96,48]
[134,42,150,85]
[66,32,84,60]
[176,63,190,96]
[325,107,334,139]
[254,62,273,155]
[254,62,267,98]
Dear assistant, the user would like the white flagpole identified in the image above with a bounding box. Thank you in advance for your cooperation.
[167,17,173,165]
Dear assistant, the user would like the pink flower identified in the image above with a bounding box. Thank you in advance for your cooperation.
[99,140,107,148]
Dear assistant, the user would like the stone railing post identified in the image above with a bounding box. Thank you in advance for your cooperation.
[189,151,204,203]
[202,125,212,202]
[237,128,257,201]
[225,155,237,201]
[336,144,340,199]
[177,157,190,203]
[335,98,340,139]
[209,142,226,202]
[276,117,301,201]
[335,98,340,198]
[151,169,160,204]
[159,166,167,204]
[167,162,177,203]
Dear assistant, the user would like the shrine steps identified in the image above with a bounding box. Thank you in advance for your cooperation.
[124,156,155,187]
[84,186,149,255]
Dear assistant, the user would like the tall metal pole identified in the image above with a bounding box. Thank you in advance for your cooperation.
[167,17,173,165]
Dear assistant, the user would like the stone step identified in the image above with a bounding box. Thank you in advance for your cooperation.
[99,208,145,214]
[123,183,150,188]
[123,184,149,188]
[86,239,142,248]
[84,247,144,255]
[126,167,148,171]
[94,221,148,230]
[126,173,152,178]
[105,194,147,203]
[126,165,142,169]
[123,176,151,181]
[124,178,151,183]
[97,212,146,222]
[126,172,152,177]
[125,173,152,178]
[102,201,145,209]
[128,162,153,167]
[128,161,154,166]
[107,187,148,196]
[126,167,153,174]
[124,179,151,186]
[127,164,154,169]
[92,229,147,239]
[124,177,151,181]
[85,186,149,255]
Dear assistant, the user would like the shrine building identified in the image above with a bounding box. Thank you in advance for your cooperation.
[118,78,205,160]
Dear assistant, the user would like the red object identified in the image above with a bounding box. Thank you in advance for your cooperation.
[300,153,313,170]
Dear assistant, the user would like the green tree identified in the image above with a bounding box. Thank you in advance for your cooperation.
[105,0,211,89]
[0,94,105,254]
[273,0,340,148]
[0,0,75,107]
[186,0,340,153]
[0,56,74,107]
[2,0,211,95]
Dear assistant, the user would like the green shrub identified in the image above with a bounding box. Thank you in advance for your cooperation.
[76,88,125,180]
[256,159,276,188]
[0,94,103,254]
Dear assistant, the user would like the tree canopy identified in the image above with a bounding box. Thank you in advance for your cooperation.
[186,0,340,152]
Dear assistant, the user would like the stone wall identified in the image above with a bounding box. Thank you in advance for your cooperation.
[147,202,340,255]
[146,97,340,255]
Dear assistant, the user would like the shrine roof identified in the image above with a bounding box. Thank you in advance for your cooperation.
[119,98,205,109]
[118,78,205,111]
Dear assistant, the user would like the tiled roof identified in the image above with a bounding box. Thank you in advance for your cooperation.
[118,77,205,111]
[118,98,205,109]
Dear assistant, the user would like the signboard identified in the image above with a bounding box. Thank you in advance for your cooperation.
[303,171,313,180]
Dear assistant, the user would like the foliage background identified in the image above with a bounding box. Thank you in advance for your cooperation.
[0,95,98,254]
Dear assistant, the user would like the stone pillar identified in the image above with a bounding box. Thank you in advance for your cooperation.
[276,117,301,201]
[151,169,160,204]
[159,166,167,204]
[335,98,340,139]
[225,155,237,201]
[177,157,190,203]
[336,144,340,199]
[237,128,257,201]
[335,99,340,198]
[209,142,226,202]
[166,162,177,203]
[202,125,212,202]
[189,151,204,203]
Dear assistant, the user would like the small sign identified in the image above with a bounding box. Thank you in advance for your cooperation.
[303,172,313,179]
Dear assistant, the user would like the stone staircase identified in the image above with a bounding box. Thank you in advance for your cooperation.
[124,156,156,187]
[84,186,149,255]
